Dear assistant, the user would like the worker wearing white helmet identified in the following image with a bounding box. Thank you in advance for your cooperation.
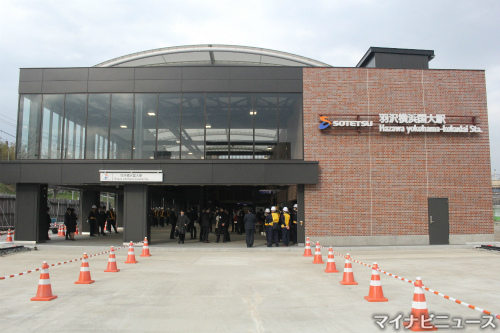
[264,207,274,247]
[281,207,291,246]
[269,206,280,247]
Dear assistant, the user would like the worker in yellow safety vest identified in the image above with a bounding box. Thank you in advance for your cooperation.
[280,207,291,246]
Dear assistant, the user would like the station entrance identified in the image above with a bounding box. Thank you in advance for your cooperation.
[147,185,297,245]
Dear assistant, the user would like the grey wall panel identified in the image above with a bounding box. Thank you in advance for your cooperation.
[229,67,274,80]
[182,79,230,92]
[229,79,278,92]
[88,68,135,81]
[181,67,230,80]
[264,163,318,184]
[88,80,134,93]
[43,68,89,81]
[401,55,429,69]
[162,163,213,184]
[135,80,182,93]
[20,163,62,183]
[19,81,42,94]
[20,68,44,81]
[123,184,148,242]
[42,80,88,93]
[212,164,267,184]
[276,80,303,92]
[61,163,104,184]
[269,67,304,80]
[0,163,21,182]
[135,67,182,80]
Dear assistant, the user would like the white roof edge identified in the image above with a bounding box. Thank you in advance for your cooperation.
[94,44,332,67]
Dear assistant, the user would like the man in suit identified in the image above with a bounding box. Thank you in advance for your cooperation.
[243,208,257,247]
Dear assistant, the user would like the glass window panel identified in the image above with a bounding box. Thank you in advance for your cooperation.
[181,93,205,159]
[279,93,303,159]
[17,95,42,159]
[109,94,134,159]
[205,93,229,159]
[157,93,181,159]
[229,94,254,159]
[63,94,87,159]
[40,95,64,159]
[134,94,157,160]
[254,93,278,160]
[86,94,110,159]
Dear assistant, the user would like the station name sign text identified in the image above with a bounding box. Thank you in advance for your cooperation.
[319,114,482,134]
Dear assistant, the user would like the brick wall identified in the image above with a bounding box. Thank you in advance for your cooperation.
[303,68,492,241]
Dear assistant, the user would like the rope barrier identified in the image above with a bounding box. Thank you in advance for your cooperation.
[0,241,143,280]
[308,239,500,321]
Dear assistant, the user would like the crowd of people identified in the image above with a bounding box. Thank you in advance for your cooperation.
[148,204,298,247]
[87,205,119,237]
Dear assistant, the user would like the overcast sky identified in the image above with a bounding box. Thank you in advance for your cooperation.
[0,0,498,174]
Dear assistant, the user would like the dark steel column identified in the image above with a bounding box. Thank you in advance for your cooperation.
[123,184,148,243]
[15,183,47,242]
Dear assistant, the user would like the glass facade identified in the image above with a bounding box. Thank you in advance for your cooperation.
[17,93,303,160]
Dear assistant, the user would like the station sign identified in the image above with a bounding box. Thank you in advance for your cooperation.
[319,114,482,134]
[99,170,163,182]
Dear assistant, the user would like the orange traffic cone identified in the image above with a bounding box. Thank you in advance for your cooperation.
[140,237,151,257]
[75,223,79,235]
[312,242,324,264]
[403,278,437,331]
[339,253,358,285]
[124,241,138,264]
[364,262,388,302]
[75,253,95,284]
[104,246,120,272]
[303,237,313,257]
[58,225,65,237]
[31,261,57,301]
[6,229,13,242]
[104,221,108,232]
[324,247,339,273]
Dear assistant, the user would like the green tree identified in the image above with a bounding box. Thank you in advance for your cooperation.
[0,139,16,160]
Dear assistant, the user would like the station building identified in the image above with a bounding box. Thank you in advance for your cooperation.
[0,45,493,245]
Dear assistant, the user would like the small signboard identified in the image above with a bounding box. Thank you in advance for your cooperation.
[99,170,163,183]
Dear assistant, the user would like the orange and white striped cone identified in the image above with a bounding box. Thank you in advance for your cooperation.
[75,223,79,235]
[124,241,138,264]
[303,237,313,257]
[324,247,339,273]
[403,277,437,331]
[58,225,64,237]
[75,253,95,284]
[312,242,324,264]
[31,261,57,301]
[6,229,13,242]
[140,237,151,257]
[364,262,388,302]
[104,246,120,272]
[339,253,358,285]
[104,221,108,232]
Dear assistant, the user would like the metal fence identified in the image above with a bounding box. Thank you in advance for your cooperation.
[0,195,80,230]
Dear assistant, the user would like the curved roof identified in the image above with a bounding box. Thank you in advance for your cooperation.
[94,44,332,68]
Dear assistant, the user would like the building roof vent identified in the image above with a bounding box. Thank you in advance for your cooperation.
[356,47,435,69]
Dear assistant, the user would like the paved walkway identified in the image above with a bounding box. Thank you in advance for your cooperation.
[1,229,499,332]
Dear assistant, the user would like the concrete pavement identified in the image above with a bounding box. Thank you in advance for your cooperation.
[1,228,500,332]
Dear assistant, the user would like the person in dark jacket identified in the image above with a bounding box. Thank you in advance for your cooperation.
[169,207,177,239]
[64,207,71,240]
[201,208,211,243]
[45,207,52,241]
[97,206,107,236]
[176,209,190,244]
[244,209,257,247]
[106,207,118,233]
[88,205,98,237]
